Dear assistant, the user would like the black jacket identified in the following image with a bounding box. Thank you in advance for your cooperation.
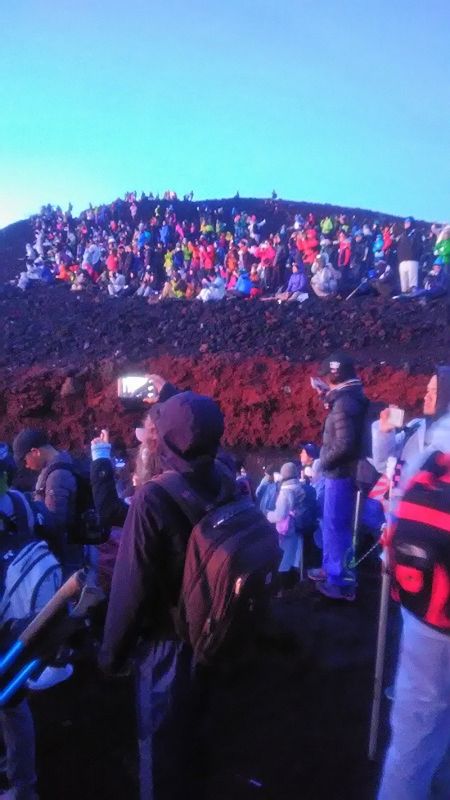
[397,229,422,262]
[320,381,369,479]
[90,458,128,530]
[99,392,235,672]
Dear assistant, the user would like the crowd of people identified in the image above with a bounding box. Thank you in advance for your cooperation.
[14,191,450,304]
[0,359,449,798]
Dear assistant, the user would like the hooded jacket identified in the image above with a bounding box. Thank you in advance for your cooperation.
[320,380,369,479]
[100,392,236,671]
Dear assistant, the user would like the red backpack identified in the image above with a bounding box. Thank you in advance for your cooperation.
[390,451,450,634]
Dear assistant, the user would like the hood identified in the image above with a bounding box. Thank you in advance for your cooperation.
[435,366,450,421]
[150,391,225,475]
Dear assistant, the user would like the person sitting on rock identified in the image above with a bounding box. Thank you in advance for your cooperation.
[107,270,128,297]
[249,266,263,298]
[276,262,309,302]
[197,269,226,302]
[310,254,341,298]
[229,268,251,297]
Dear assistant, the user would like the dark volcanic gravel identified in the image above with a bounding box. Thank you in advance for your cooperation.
[0,284,448,373]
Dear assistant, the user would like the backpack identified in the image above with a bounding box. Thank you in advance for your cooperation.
[390,450,450,635]
[0,490,35,587]
[155,471,281,665]
[0,540,62,624]
[42,460,110,545]
[290,482,318,531]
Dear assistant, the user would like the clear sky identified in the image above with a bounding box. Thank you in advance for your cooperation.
[1,0,449,228]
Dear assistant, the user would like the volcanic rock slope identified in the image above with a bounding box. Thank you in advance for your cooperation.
[0,197,444,450]
[0,282,446,450]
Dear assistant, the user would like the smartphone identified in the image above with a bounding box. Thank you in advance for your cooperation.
[117,376,157,401]
[387,407,405,428]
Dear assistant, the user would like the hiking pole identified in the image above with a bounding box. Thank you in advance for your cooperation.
[368,553,391,760]
[368,461,396,760]
[351,489,363,561]
[345,278,368,301]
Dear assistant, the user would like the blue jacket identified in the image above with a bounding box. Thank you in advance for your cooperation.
[236,272,251,295]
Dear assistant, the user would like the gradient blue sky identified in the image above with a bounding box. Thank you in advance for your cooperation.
[1,0,449,228]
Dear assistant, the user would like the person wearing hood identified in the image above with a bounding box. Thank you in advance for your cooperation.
[266,462,308,592]
[397,216,423,295]
[99,391,237,800]
[308,353,369,601]
[372,366,450,510]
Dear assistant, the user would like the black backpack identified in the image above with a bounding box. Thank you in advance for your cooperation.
[155,471,281,665]
[42,460,110,545]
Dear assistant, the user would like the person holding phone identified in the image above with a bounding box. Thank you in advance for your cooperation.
[372,366,450,509]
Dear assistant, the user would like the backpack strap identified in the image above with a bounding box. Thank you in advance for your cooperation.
[154,470,253,530]
[36,462,76,498]
[153,471,214,526]
[29,562,61,617]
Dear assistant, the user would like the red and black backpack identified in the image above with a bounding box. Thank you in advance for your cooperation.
[391,450,450,634]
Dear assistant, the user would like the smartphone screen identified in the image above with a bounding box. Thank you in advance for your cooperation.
[117,376,154,399]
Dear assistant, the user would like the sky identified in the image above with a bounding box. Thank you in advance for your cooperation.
[1,0,449,228]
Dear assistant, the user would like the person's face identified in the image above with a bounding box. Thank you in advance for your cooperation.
[24,448,43,472]
[404,220,411,230]
[423,374,438,416]
[300,449,313,467]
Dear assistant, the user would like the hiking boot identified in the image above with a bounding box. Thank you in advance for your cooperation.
[307,567,326,582]
[316,582,356,602]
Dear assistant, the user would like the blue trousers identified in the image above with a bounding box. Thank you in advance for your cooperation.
[378,610,450,799]
[322,477,356,586]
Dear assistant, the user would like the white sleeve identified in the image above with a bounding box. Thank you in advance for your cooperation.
[371,421,405,474]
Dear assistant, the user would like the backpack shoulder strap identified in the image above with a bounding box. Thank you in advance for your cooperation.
[153,471,212,526]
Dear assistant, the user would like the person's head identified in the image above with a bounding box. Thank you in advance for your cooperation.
[292,263,298,273]
[149,391,224,474]
[12,428,53,472]
[299,443,320,466]
[264,463,276,481]
[423,375,437,416]
[280,462,298,482]
[404,216,414,230]
[318,352,357,387]
[424,367,450,418]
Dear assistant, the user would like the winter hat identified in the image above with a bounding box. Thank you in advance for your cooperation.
[300,442,320,460]
[13,428,49,463]
[318,352,356,382]
[280,462,298,480]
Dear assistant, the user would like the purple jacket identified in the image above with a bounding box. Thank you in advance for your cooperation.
[286,270,307,294]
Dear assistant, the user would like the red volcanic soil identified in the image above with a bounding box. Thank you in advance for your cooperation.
[0,353,428,452]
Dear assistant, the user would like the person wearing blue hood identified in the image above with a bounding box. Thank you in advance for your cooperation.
[99,391,237,800]
[234,268,251,297]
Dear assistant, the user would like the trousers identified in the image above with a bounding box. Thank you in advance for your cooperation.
[0,699,37,800]
[135,640,196,800]
[322,477,356,586]
[399,260,419,293]
[378,610,450,799]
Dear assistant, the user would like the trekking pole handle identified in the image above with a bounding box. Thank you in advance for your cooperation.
[19,569,86,647]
